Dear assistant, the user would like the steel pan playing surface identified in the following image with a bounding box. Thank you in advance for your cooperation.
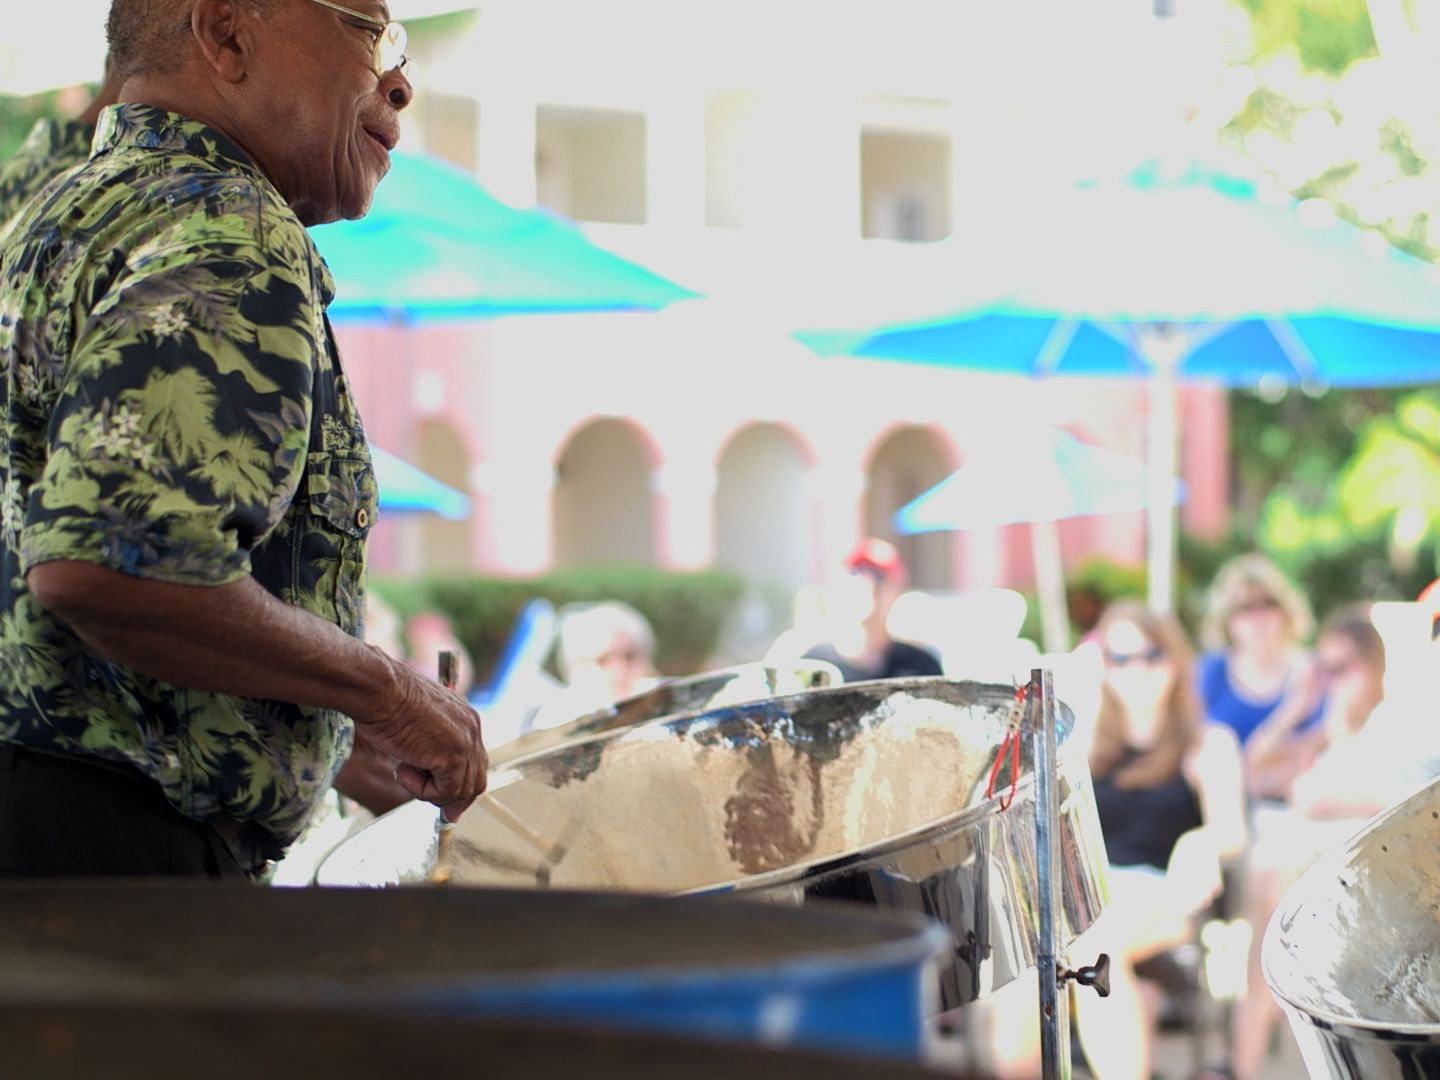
[317,677,1110,1009]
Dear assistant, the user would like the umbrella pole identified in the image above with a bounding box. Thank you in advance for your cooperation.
[1142,330,1184,615]
[1032,518,1072,653]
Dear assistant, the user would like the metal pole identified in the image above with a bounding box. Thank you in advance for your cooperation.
[1033,667,1071,1080]
[1139,326,1186,616]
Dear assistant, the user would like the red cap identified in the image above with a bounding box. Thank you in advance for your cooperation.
[844,538,904,581]
[1419,578,1440,613]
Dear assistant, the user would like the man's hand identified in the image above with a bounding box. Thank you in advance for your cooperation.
[334,733,413,817]
[352,648,488,821]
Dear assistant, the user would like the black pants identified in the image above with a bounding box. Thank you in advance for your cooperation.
[0,744,251,879]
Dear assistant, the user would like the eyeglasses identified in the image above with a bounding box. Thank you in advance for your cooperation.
[1230,596,1281,617]
[1318,657,1356,678]
[1104,645,1165,668]
[594,646,645,668]
[307,0,409,77]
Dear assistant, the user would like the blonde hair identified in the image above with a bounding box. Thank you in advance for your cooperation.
[1089,600,1203,790]
[1200,554,1314,652]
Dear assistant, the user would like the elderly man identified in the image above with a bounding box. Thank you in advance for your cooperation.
[0,0,488,879]
[0,62,124,229]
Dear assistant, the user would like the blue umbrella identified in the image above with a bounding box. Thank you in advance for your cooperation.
[894,428,1184,651]
[372,446,470,520]
[311,153,695,324]
[801,157,1440,610]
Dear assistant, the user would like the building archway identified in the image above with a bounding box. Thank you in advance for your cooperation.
[553,417,659,567]
[863,426,957,591]
[416,419,474,571]
[714,423,814,587]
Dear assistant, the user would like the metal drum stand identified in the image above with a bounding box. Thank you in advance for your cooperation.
[1028,668,1111,1080]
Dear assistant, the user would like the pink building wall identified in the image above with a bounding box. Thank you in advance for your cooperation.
[337,312,1230,593]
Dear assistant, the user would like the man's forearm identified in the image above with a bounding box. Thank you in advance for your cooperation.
[27,560,399,722]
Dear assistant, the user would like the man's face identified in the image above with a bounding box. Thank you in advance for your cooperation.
[242,0,412,225]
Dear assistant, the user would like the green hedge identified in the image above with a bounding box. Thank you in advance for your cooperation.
[371,565,747,682]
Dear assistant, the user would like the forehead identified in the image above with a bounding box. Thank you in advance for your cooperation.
[1102,620,1149,649]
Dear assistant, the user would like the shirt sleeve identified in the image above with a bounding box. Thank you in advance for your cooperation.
[20,202,319,586]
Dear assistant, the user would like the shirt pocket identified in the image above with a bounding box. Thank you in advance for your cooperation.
[298,449,377,636]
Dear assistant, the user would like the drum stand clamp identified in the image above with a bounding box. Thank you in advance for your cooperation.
[1059,953,1111,998]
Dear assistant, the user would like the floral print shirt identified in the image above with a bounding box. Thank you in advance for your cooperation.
[0,117,96,235]
[0,104,378,864]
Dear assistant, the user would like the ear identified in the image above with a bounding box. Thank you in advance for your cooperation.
[189,0,258,84]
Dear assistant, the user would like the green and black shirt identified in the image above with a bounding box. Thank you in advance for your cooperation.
[0,104,378,863]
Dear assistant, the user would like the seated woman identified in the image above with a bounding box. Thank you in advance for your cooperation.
[1197,555,1323,801]
[965,601,1246,1080]
[1225,603,1410,1080]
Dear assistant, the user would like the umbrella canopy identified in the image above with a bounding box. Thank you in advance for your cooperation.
[311,153,695,324]
[895,428,1183,533]
[372,446,470,520]
[801,156,1440,611]
[894,428,1183,651]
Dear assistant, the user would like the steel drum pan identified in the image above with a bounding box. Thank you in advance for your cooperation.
[0,883,944,1060]
[3,1003,970,1080]
[1264,775,1440,1079]
[317,677,1110,1011]
[495,659,842,767]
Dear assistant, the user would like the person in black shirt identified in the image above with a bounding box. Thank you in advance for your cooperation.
[800,538,943,682]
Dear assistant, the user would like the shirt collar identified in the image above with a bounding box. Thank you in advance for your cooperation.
[92,103,337,308]
[21,116,96,162]
[92,103,270,188]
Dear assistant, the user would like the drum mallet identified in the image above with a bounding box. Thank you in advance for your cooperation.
[426,650,463,885]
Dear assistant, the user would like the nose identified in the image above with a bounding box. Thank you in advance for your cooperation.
[381,66,413,111]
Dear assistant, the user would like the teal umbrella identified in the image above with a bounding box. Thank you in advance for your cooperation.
[801,157,1440,611]
[312,153,695,324]
[372,446,470,520]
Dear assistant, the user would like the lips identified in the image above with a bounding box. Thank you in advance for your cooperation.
[363,125,398,153]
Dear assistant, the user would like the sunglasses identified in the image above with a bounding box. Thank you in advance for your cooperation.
[1431,612,1440,642]
[1230,596,1281,617]
[308,0,409,77]
[1104,645,1165,668]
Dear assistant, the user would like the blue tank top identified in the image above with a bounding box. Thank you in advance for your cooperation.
[1197,651,1322,746]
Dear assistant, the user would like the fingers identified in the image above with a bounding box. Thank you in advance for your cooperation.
[440,797,477,823]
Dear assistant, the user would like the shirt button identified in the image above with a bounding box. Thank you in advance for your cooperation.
[355,507,370,529]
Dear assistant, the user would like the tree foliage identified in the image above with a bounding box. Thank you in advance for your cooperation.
[1215,0,1440,607]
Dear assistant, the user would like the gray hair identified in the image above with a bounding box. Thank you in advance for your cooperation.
[107,0,273,79]
[556,602,656,681]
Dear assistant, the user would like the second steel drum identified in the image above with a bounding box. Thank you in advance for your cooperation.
[1264,775,1440,1079]
[317,677,1111,1010]
[3,1003,970,1080]
[0,882,944,1061]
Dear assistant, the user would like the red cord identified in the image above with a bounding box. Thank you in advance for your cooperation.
[986,684,1028,810]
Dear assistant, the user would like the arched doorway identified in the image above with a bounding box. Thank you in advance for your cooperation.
[864,426,956,591]
[553,418,658,567]
[416,419,474,571]
[714,423,814,587]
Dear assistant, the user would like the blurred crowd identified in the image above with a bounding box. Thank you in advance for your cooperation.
[351,540,1439,1080]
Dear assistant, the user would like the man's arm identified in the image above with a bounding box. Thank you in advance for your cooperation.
[29,560,486,820]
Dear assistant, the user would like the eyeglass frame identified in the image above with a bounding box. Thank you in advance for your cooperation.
[1103,644,1166,668]
[306,0,409,77]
